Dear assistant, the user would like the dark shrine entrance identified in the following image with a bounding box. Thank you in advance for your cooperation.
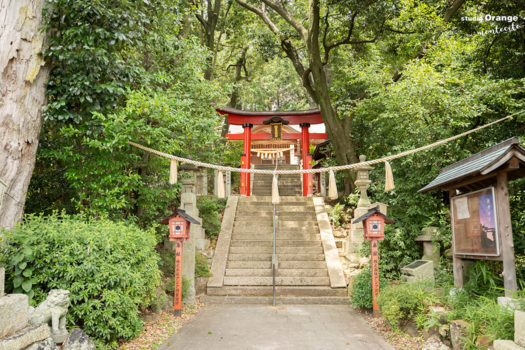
[217,107,328,197]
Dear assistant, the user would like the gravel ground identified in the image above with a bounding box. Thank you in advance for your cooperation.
[118,301,203,350]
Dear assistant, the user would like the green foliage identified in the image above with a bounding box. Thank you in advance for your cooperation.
[448,291,516,346]
[377,281,441,331]
[197,196,227,240]
[195,252,211,278]
[158,247,175,277]
[350,267,388,309]
[29,0,228,228]
[1,214,161,348]
[325,203,351,228]
[327,203,349,227]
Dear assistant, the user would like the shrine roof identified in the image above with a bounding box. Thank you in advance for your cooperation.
[160,209,200,225]
[419,137,525,193]
[217,106,323,125]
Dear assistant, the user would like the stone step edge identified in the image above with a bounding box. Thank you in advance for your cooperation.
[206,286,347,297]
[200,295,349,305]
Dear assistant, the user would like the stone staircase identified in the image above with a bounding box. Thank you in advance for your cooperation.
[206,166,347,304]
[251,164,302,196]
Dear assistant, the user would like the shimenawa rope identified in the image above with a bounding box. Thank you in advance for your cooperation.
[128,113,520,175]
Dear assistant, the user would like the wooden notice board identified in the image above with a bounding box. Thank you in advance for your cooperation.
[451,187,500,257]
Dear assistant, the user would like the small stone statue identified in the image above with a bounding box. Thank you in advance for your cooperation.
[29,289,70,344]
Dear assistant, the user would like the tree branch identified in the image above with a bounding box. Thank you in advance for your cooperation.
[235,0,280,34]
[391,0,465,82]
[259,0,308,39]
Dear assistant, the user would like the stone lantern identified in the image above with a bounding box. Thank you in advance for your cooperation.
[354,155,374,209]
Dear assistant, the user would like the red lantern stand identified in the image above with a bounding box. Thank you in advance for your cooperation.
[352,207,394,316]
[160,210,200,316]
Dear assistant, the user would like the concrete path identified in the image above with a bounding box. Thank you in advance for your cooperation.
[158,304,393,350]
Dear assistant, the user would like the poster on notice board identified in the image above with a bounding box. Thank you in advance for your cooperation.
[451,187,499,256]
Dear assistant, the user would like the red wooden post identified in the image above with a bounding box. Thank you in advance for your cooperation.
[371,239,380,314]
[306,153,313,197]
[173,241,183,316]
[300,123,310,196]
[243,124,253,196]
[240,154,247,196]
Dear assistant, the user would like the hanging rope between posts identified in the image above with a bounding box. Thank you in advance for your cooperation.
[128,113,520,175]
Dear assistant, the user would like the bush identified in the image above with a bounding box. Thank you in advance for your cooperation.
[350,267,388,309]
[197,196,227,240]
[1,213,161,349]
[376,281,441,331]
[326,203,351,227]
[195,251,211,277]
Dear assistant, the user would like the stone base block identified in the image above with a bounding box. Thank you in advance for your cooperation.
[51,329,68,344]
[24,337,58,350]
[498,297,522,311]
[195,238,210,251]
[516,310,525,347]
[62,328,96,350]
[0,294,29,338]
[0,324,50,350]
[494,340,525,350]
[450,320,469,350]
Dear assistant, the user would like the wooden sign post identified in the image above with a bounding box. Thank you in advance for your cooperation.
[370,239,380,313]
[352,206,394,316]
[173,241,183,315]
[160,209,200,316]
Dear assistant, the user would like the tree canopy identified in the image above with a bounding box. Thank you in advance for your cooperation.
[22,0,525,276]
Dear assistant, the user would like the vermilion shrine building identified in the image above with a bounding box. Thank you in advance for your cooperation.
[217,106,328,196]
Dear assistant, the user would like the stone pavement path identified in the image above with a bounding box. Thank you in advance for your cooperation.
[158,304,393,350]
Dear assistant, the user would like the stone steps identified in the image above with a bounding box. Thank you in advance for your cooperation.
[207,285,346,297]
[207,163,346,299]
[227,260,328,269]
[200,295,349,304]
[230,240,321,247]
[223,276,330,286]
[225,268,328,277]
[231,233,321,241]
[229,245,323,254]
[228,253,326,261]
[234,211,316,217]
[232,226,319,235]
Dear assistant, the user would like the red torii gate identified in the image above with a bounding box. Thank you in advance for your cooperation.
[218,106,328,196]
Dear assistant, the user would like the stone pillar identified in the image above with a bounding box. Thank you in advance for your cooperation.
[415,226,441,265]
[346,155,374,260]
[214,170,229,198]
[320,172,327,197]
[177,165,205,305]
[225,171,231,197]
[196,168,208,196]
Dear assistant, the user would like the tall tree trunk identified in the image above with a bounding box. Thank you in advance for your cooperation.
[221,48,248,138]
[0,0,49,229]
[307,0,357,192]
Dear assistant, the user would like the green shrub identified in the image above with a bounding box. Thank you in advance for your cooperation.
[350,267,388,309]
[447,291,516,347]
[195,251,211,277]
[1,213,161,349]
[326,203,351,227]
[376,281,441,331]
[158,247,175,277]
[197,196,227,240]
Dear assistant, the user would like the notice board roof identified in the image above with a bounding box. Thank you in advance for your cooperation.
[419,137,525,193]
